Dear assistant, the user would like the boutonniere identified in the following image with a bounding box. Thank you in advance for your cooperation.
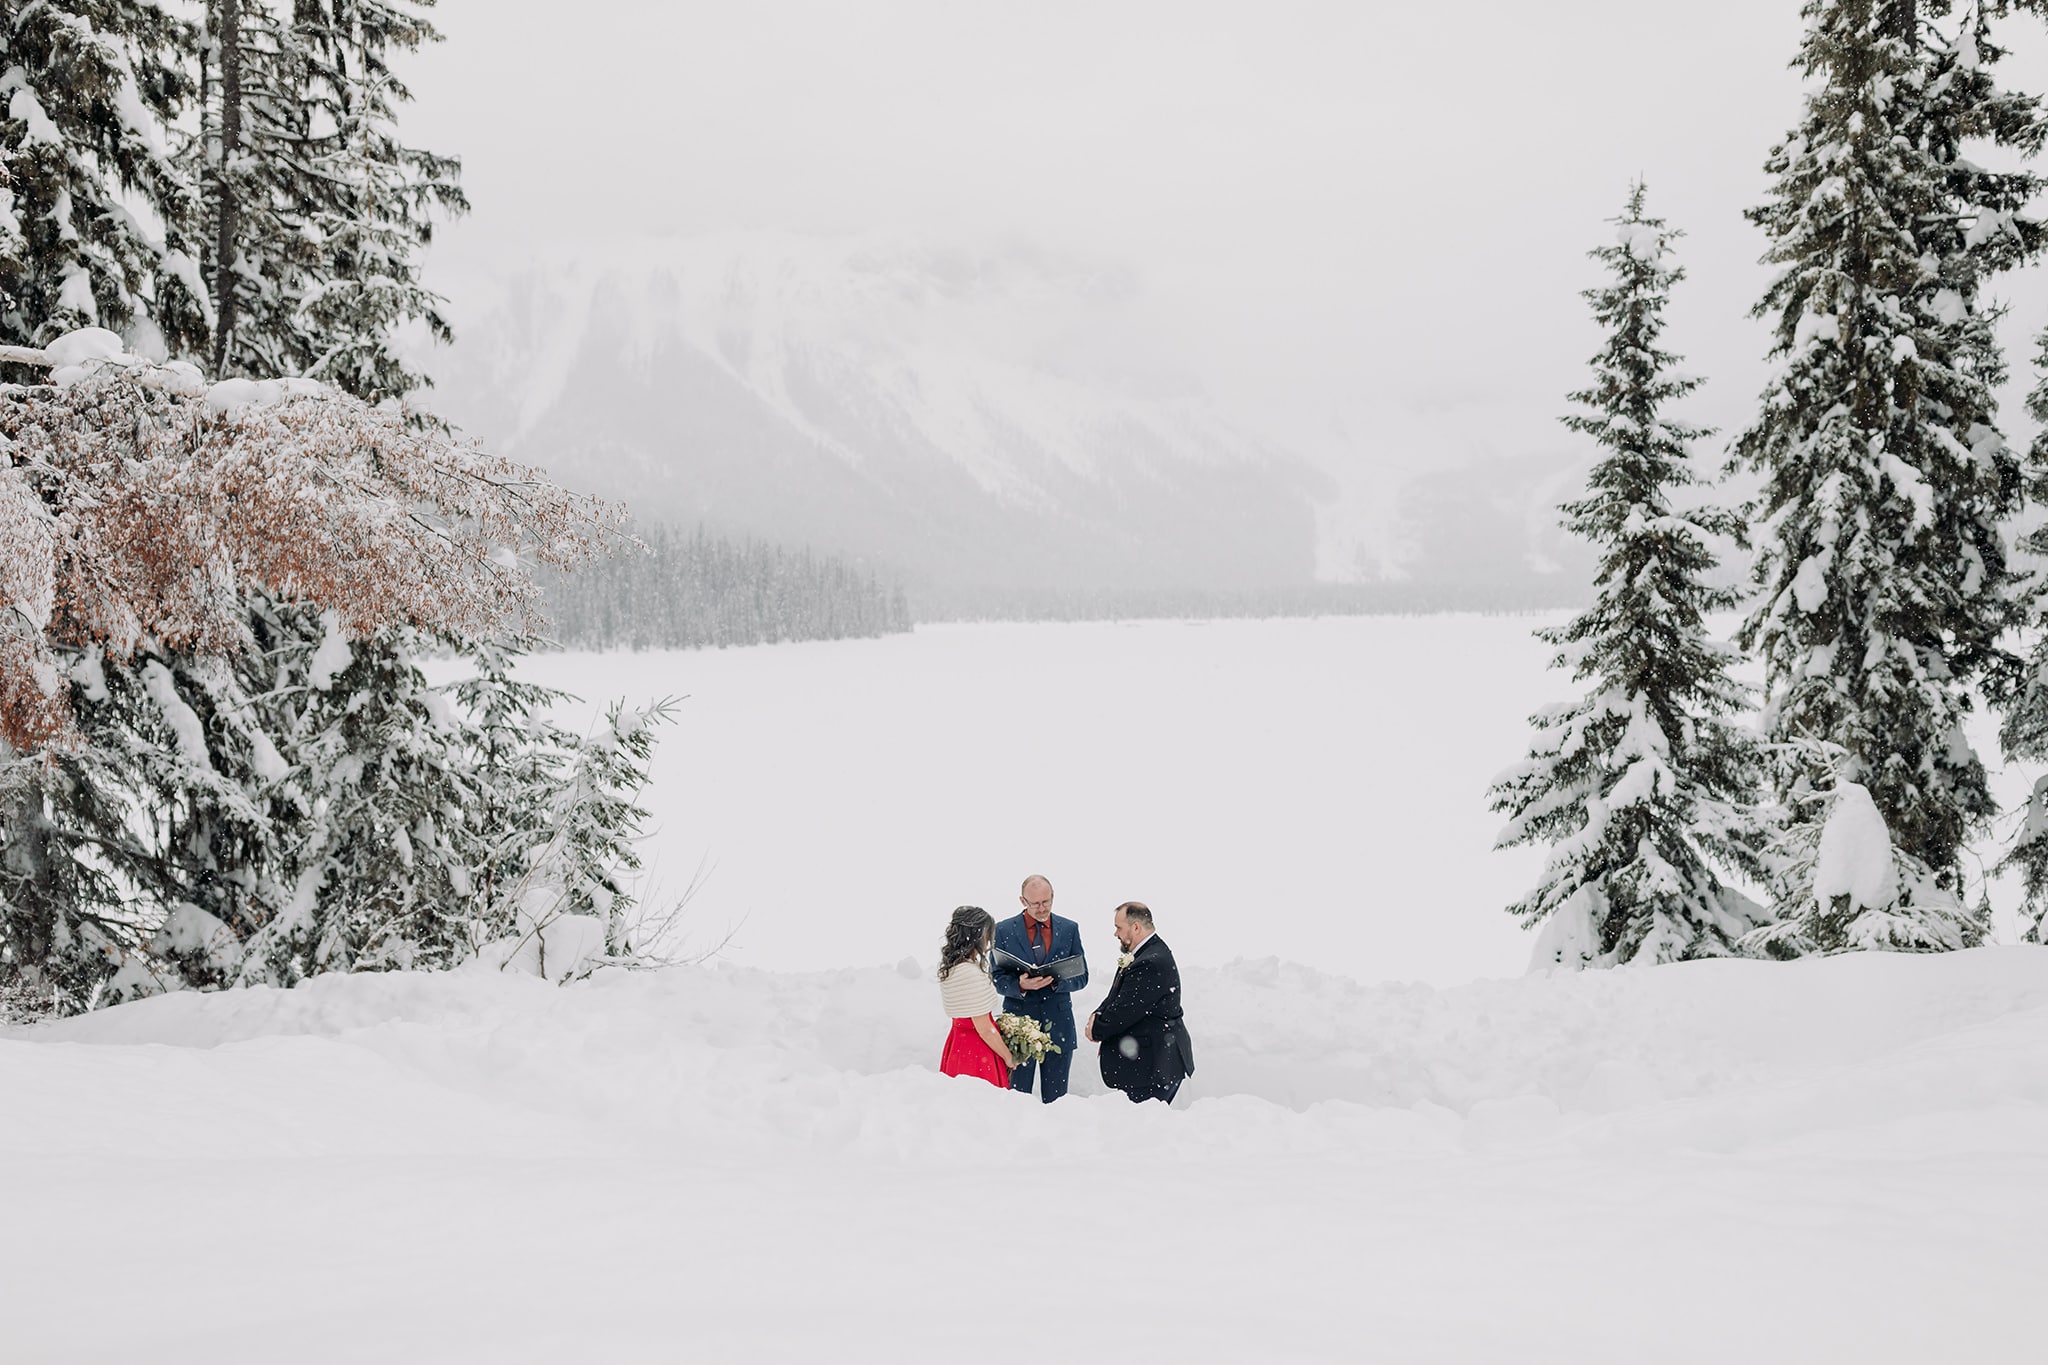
[1116,952,1134,971]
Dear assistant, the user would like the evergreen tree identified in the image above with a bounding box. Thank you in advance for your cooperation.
[0,0,210,354]
[0,653,154,1008]
[1986,0,2048,945]
[1994,303,2048,945]
[230,611,487,981]
[4,607,669,1010]
[1490,185,1763,968]
[1733,0,2041,949]
[193,0,464,397]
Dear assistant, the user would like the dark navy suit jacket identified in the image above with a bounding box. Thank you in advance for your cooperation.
[992,912,1089,1021]
[1091,934,1193,1099]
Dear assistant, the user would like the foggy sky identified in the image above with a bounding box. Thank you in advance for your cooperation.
[405,0,2048,498]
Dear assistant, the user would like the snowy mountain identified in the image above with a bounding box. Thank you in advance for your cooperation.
[420,236,1330,598]
[420,235,1593,605]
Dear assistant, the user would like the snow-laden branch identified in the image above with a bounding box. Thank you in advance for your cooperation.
[1,329,624,753]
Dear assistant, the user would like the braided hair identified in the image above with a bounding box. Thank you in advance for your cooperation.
[937,905,995,981]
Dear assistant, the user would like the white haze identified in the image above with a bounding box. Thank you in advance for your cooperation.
[405,0,2048,587]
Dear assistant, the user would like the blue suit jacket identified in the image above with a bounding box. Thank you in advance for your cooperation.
[992,912,1089,1018]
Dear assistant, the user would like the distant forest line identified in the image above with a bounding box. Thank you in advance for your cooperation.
[540,522,1588,651]
[910,579,1589,624]
[539,525,911,650]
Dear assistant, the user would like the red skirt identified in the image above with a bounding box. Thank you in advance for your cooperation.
[940,1015,1009,1088]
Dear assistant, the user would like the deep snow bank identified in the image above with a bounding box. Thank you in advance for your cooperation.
[9,951,2048,1364]
[21,947,2048,1161]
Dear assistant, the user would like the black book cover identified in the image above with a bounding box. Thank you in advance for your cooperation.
[989,947,1086,981]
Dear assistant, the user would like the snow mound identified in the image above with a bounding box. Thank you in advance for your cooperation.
[42,326,128,370]
[1814,780,1897,911]
[203,375,324,413]
[43,326,136,386]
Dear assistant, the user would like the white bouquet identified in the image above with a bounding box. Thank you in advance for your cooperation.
[996,1012,1061,1065]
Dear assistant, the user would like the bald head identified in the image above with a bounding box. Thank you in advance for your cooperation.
[1020,875,1054,921]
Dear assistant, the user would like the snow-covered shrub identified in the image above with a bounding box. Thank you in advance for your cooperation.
[1743,741,1985,958]
[454,642,678,979]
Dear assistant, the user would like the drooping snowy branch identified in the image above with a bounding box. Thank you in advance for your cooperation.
[0,329,623,752]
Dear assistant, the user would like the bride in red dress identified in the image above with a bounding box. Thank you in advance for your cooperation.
[937,906,1014,1087]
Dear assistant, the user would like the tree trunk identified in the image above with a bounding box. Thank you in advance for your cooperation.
[212,0,243,376]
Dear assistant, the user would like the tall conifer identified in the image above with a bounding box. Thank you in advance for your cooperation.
[194,0,464,398]
[1491,185,1763,968]
[1734,0,2041,948]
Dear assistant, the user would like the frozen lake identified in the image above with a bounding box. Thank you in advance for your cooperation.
[515,615,1569,984]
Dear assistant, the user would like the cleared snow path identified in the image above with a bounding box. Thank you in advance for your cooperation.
[7,950,2047,1362]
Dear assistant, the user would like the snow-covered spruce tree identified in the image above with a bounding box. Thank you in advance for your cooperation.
[1732,0,2043,952]
[28,610,673,1004]
[0,1,211,355]
[215,611,486,985]
[1993,323,2048,944]
[216,617,670,990]
[1982,2,2048,946]
[193,0,464,397]
[0,661,158,1008]
[1490,185,1764,969]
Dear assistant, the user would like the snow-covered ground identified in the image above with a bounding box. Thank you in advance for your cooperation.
[12,616,2048,1361]
[8,949,2047,1362]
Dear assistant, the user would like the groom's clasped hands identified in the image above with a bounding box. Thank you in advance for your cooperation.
[935,875,1194,1105]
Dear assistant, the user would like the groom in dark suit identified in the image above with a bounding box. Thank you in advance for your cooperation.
[993,874,1089,1103]
[1086,901,1194,1104]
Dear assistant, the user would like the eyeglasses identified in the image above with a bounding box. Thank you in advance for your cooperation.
[1024,898,1052,911]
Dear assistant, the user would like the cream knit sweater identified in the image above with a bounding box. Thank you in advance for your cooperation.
[939,957,1001,1019]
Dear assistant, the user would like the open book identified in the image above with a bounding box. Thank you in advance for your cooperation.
[989,947,1087,982]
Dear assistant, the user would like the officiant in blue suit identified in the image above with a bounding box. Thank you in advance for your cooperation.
[992,874,1089,1102]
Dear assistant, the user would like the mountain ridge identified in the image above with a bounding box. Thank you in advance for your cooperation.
[418,234,1594,601]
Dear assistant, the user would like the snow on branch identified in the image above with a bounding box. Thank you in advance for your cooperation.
[0,329,623,753]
